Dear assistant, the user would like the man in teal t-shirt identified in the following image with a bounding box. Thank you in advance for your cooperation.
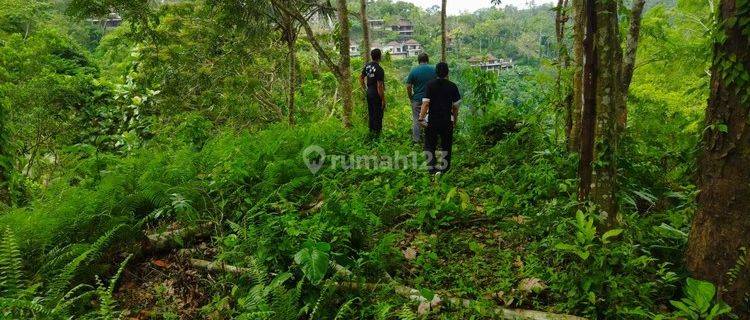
[405,53,437,143]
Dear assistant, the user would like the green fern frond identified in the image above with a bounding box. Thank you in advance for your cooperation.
[397,305,418,320]
[374,302,393,320]
[333,298,359,320]
[38,244,89,277]
[0,227,24,298]
[236,311,275,320]
[46,224,128,302]
[51,283,95,315]
[0,297,51,317]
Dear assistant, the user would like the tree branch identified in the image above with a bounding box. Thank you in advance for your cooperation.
[622,0,646,92]
[270,0,342,78]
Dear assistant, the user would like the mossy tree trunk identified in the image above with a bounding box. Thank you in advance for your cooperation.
[686,0,750,314]
[590,0,623,227]
[577,0,624,228]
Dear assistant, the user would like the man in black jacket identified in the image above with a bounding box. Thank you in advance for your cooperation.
[418,62,461,174]
[359,49,386,136]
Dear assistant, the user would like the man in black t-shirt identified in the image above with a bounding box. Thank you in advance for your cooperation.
[418,62,461,174]
[359,49,386,136]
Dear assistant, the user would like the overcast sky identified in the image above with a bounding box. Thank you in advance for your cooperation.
[399,0,555,15]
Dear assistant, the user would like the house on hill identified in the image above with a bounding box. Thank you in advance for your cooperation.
[379,39,422,59]
[368,19,385,30]
[391,19,414,39]
[86,12,123,28]
[468,54,514,72]
[350,42,360,56]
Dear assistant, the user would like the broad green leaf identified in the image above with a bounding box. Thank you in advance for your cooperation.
[419,288,435,301]
[294,243,330,284]
[685,277,715,313]
[601,229,623,244]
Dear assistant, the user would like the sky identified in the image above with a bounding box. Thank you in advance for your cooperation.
[399,0,555,15]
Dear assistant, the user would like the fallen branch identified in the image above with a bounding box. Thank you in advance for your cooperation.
[174,255,585,320]
[337,281,587,320]
[185,257,253,275]
[145,223,212,252]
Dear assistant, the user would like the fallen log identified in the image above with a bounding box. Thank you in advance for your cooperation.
[337,281,587,320]
[145,223,212,252]
[175,255,586,320]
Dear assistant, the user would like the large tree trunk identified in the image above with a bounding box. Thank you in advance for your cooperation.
[440,0,447,62]
[359,0,370,62]
[569,0,585,151]
[686,0,750,314]
[577,0,597,204]
[590,0,623,227]
[336,0,353,128]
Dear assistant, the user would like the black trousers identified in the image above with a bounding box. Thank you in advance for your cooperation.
[366,93,383,135]
[424,122,453,173]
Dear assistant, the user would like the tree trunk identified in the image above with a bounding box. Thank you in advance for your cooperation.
[287,39,298,125]
[359,0,371,62]
[441,0,447,62]
[619,0,646,130]
[282,11,298,125]
[336,0,353,128]
[590,0,623,227]
[555,0,573,143]
[686,0,750,314]
[577,0,597,203]
[569,0,585,151]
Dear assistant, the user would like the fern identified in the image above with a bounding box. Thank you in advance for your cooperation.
[397,305,418,320]
[727,247,747,286]
[0,227,24,298]
[46,224,128,302]
[95,254,133,320]
[0,297,50,317]
[333,298,359,320]
[374,302,394,320]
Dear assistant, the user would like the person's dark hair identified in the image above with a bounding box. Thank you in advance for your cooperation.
[436,62,449,78]
[417,53,429,63]
[371,48,382,61]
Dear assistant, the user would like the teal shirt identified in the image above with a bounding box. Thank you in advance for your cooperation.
[405,64,437,103]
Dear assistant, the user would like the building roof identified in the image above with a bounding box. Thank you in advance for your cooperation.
[468,54,498,63]
[404,39,420,45]
[395,19,413,27]
[386,41,402,47]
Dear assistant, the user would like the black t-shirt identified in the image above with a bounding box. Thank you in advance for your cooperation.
[424,78,461,124]
[361,62,384,95]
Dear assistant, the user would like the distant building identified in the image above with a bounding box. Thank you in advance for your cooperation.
[391,19,414,39]
[86,12,122,28]
[378,39,422,59]
[368,19,385,30]
[468,54,514,72]
[350,42,360,56]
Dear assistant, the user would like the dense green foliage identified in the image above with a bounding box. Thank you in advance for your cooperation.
[0,0,731,319]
